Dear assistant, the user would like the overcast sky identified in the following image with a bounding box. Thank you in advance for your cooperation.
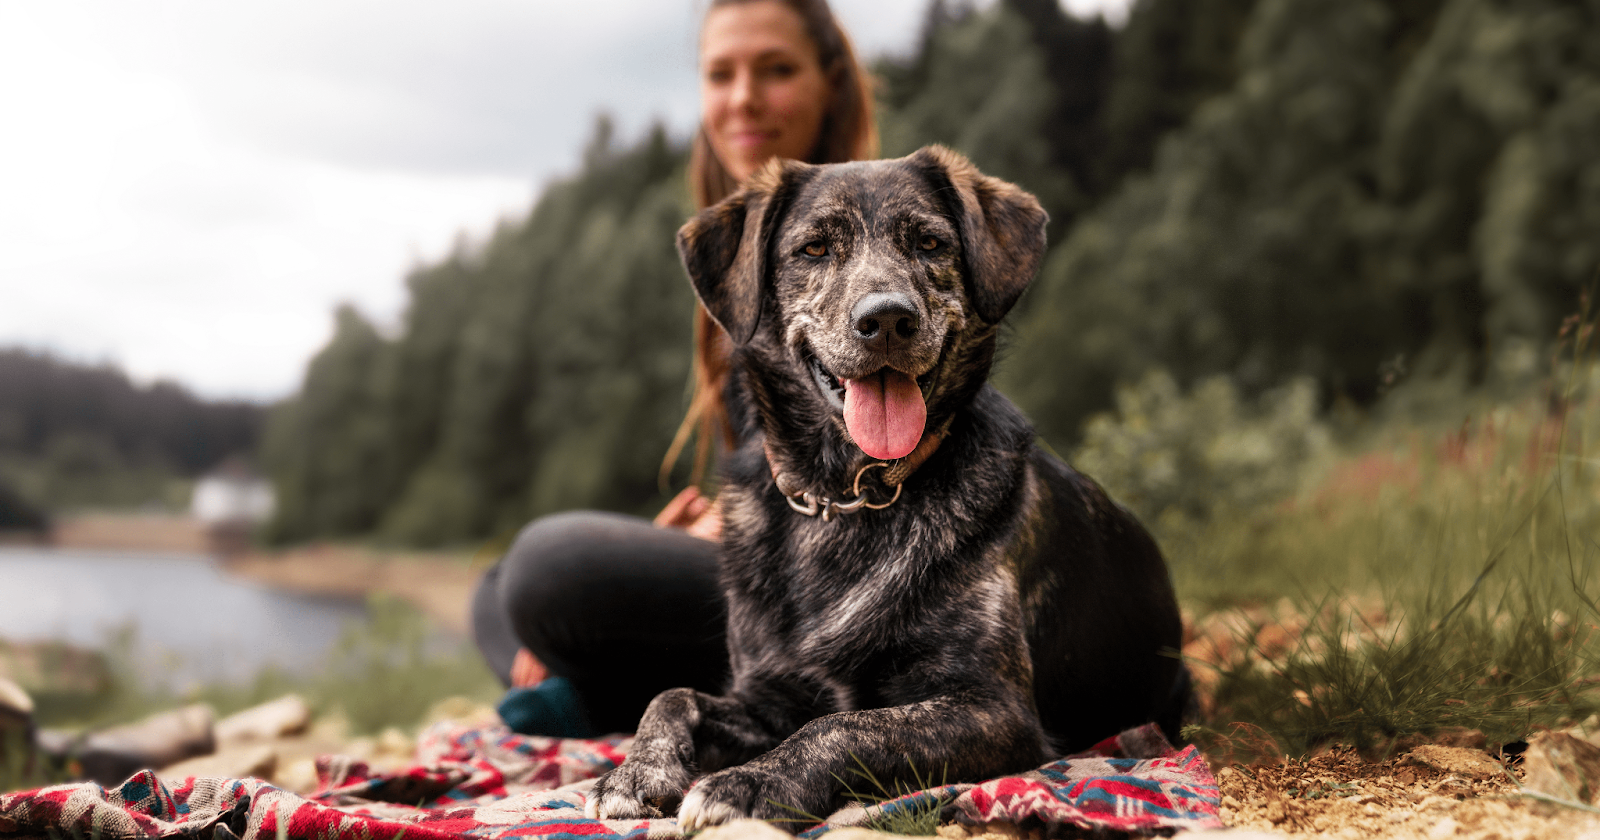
[0,0,1130,402]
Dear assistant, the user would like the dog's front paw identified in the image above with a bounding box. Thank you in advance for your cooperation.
[678,765,815,833]
[585,759,692,820]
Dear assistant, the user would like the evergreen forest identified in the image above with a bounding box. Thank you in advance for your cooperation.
[0,349,265,525]
[262,0,1600,547]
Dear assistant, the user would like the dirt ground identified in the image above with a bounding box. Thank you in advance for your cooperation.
[1210,740,1600,839]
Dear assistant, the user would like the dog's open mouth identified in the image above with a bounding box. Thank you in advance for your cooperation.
[809,353,931,461]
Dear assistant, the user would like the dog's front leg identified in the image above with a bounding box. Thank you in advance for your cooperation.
[679,693,1045,832]
[585,687,782,820]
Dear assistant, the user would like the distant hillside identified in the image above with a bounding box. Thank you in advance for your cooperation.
[0,349,267,513]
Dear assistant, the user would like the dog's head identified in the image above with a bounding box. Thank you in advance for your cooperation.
[679,146,1047,467]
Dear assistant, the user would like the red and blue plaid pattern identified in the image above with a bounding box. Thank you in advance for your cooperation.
[0,723,1220,838]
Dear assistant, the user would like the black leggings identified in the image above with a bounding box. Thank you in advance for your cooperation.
[470,511,730,735]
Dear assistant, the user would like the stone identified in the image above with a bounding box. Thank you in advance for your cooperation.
[275,757,320,794]
[1365,728,1486,760]
[160,744,277,782]
[812,829,908,840]
[1522,730,1600,805]
[1401,745,1504,780]
[74,704,216,786]
[215,694,311,743]
[0,677,35,771]
[376,727,414,755]
[426,695,501,728]
[1431,728,1487,750]
[695,818,796,840]
[0,677,34,720]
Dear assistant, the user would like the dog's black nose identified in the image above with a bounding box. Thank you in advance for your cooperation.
[851,293,920,351]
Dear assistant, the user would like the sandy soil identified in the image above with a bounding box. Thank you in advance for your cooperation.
[49,513,212,554]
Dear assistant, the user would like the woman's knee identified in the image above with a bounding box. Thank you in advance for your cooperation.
[496,511,648,627]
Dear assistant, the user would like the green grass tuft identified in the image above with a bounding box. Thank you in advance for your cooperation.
[1163,294,1600,759]
[833,754,950,836]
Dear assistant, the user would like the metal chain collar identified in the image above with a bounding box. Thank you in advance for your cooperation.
[784,462,903,522]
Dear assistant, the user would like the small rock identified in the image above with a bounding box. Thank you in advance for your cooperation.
[792,826,898,840]
[375,727,415,760]
[1264,801,1286,824]
[970,823,1030,840]
[345,736,376,760]
[1522,730,1600,804]
[215,695,310,743]
[75,704,216,786]
[1426,817,1460,838]
[161,744,277,782]
[275,757,320,794]
[0,677,34,720]
[1432,728,1487,750]
[308,710,351,742]
[1366,728,1486,760]
[695,818,792,840]
[426,696,500,728]
[1402,745,1503,780]
[0,677,34,769]
[1221,794,1242,810]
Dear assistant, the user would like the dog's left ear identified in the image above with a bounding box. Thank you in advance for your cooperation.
[677,159,808,345]
[909,146,1049,324]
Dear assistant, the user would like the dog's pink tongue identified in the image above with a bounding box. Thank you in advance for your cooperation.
[843,369,926,461]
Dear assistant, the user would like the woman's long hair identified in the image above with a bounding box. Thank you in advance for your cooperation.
[662,0,878,490]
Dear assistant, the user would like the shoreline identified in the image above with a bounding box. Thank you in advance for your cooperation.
[220,543,494,636]
[41,513,495,635]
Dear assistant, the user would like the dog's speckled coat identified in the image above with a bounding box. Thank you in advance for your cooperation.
[586,147,1185,831]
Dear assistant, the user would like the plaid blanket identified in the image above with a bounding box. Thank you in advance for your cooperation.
[0,723,1221,838]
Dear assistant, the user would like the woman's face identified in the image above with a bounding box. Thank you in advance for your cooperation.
[700,1,831,182]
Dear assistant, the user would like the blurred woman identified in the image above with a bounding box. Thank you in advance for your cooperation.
[470,0,876,737]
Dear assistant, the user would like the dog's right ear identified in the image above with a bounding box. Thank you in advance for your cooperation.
[677,158,805,345]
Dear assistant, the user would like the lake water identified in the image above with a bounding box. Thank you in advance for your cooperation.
[0,547,375,691]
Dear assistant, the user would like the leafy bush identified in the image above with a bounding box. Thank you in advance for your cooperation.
[1070,369,1330,529]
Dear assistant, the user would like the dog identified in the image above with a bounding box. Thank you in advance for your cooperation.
[586,146,1186,830]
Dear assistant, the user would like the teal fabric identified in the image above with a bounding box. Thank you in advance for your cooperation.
[495,677,596,738]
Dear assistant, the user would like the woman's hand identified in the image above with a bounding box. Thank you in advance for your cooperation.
[510,648,549,688]
[654,486,722,542]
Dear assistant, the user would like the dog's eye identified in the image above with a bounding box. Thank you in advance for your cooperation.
[803,242,828,258]
[918,235,941,251]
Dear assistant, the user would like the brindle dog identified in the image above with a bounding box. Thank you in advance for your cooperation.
[585,146,1185,830]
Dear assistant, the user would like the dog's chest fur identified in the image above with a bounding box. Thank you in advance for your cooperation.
[715,388,1039,715]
